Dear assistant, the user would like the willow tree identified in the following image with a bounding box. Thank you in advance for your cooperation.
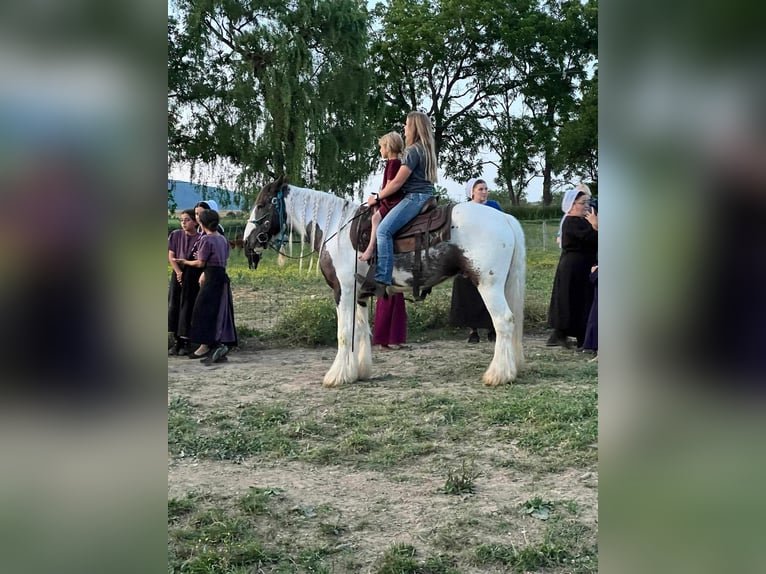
[168,0,378,204]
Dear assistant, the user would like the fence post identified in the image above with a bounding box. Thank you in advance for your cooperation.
[542,220,547,251]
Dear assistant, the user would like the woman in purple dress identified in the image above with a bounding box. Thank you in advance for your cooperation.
[173,209,237,364]
[168,209,201,355]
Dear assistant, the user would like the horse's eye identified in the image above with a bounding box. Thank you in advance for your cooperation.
[271,197,278,205]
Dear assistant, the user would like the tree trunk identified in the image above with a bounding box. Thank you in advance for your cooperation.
[541,102,556,206]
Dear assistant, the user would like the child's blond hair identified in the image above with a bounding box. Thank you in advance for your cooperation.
[379,131,404,157]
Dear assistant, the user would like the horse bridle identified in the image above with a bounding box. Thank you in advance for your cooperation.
[251,185,289,253]
[250,184,370,259]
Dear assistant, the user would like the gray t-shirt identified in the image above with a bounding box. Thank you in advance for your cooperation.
[400,143,435,195]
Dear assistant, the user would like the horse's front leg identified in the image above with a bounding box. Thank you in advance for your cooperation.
[323,283,368,387]
[477,281,518,387]
[354,301,372,380]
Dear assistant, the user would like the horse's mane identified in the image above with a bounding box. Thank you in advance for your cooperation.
[283,185,356,253]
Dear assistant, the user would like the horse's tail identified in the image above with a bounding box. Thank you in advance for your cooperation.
[505,217,526,367]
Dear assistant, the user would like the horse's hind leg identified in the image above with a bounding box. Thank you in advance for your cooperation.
[477,280,518,386]
[506,237,526,371]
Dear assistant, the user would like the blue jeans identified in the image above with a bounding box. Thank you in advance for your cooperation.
[375,192,432,284]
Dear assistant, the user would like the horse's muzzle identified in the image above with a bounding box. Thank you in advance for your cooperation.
[255,231,271,246]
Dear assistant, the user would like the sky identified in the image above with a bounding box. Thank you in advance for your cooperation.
[362,159,544,204]
[170,157,544,205]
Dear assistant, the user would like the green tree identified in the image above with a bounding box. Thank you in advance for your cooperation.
[506,0,597,205]
[371,0,596,205]
[168,0,378,205]
[370,0,531,180]
[480,80,540,206]
[555,71,598,186]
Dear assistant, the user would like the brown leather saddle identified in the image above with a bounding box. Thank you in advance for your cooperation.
[350,197,455,299]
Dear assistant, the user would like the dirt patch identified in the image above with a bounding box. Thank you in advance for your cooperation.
[168,335,597,571]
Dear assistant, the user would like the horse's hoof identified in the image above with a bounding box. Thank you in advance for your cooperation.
[482,371,514,387]
[482,378,508,387]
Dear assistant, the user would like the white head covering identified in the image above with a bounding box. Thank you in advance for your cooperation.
[197,199,224,233]
[561,188,580,214]
[464,178,477,200]
[557,188,584,248]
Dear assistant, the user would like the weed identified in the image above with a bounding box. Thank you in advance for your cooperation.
[375,543,458,574]
[168,494,197,521]
[474,542,571,571]
[318,519,348,537]
[522,496,555,520]
[239,487,283,515]
[443,460,481,495]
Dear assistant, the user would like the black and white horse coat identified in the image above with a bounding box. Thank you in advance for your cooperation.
[244,178,526,387]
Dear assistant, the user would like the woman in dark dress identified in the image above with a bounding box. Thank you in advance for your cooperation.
[546,189,598,348]
[168,209,202,355]
[174,209,237,364]
[450,178,503,343]
[582,265,598,355]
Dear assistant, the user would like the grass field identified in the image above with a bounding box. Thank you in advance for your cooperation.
[168,219,598,573]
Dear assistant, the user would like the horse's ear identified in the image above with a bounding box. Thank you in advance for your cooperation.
[275,174,286,187]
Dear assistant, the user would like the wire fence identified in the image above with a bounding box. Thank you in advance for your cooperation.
[218,219,561,336]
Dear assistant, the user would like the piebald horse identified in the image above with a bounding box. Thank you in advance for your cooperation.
[244,177,526,388]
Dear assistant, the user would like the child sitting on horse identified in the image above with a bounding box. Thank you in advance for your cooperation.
[359,131,405,262]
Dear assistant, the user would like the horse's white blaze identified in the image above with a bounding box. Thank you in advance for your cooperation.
[247,185,525,387]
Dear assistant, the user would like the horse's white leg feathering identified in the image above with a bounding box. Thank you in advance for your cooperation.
[323,283,361,387]
[477,278,518,386]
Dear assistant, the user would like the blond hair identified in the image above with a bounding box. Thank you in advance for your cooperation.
[378,131,404,157]
[405,111,438,183]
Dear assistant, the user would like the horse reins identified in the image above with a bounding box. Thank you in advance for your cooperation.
[251,190,375,352]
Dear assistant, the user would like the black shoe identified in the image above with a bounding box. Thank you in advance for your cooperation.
[189,348,213,360]
[355,272,376,291]
[169,339,190,356]
[356,274,389,301]
[545,331,570,348]
[467,331,480,344]
[487,330,496,342]
[201,344,228,364]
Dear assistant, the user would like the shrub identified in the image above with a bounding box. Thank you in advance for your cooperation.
[402,287,452,334]
[270,297,337,346]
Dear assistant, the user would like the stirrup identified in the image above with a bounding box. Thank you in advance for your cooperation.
[407,287,432,302]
